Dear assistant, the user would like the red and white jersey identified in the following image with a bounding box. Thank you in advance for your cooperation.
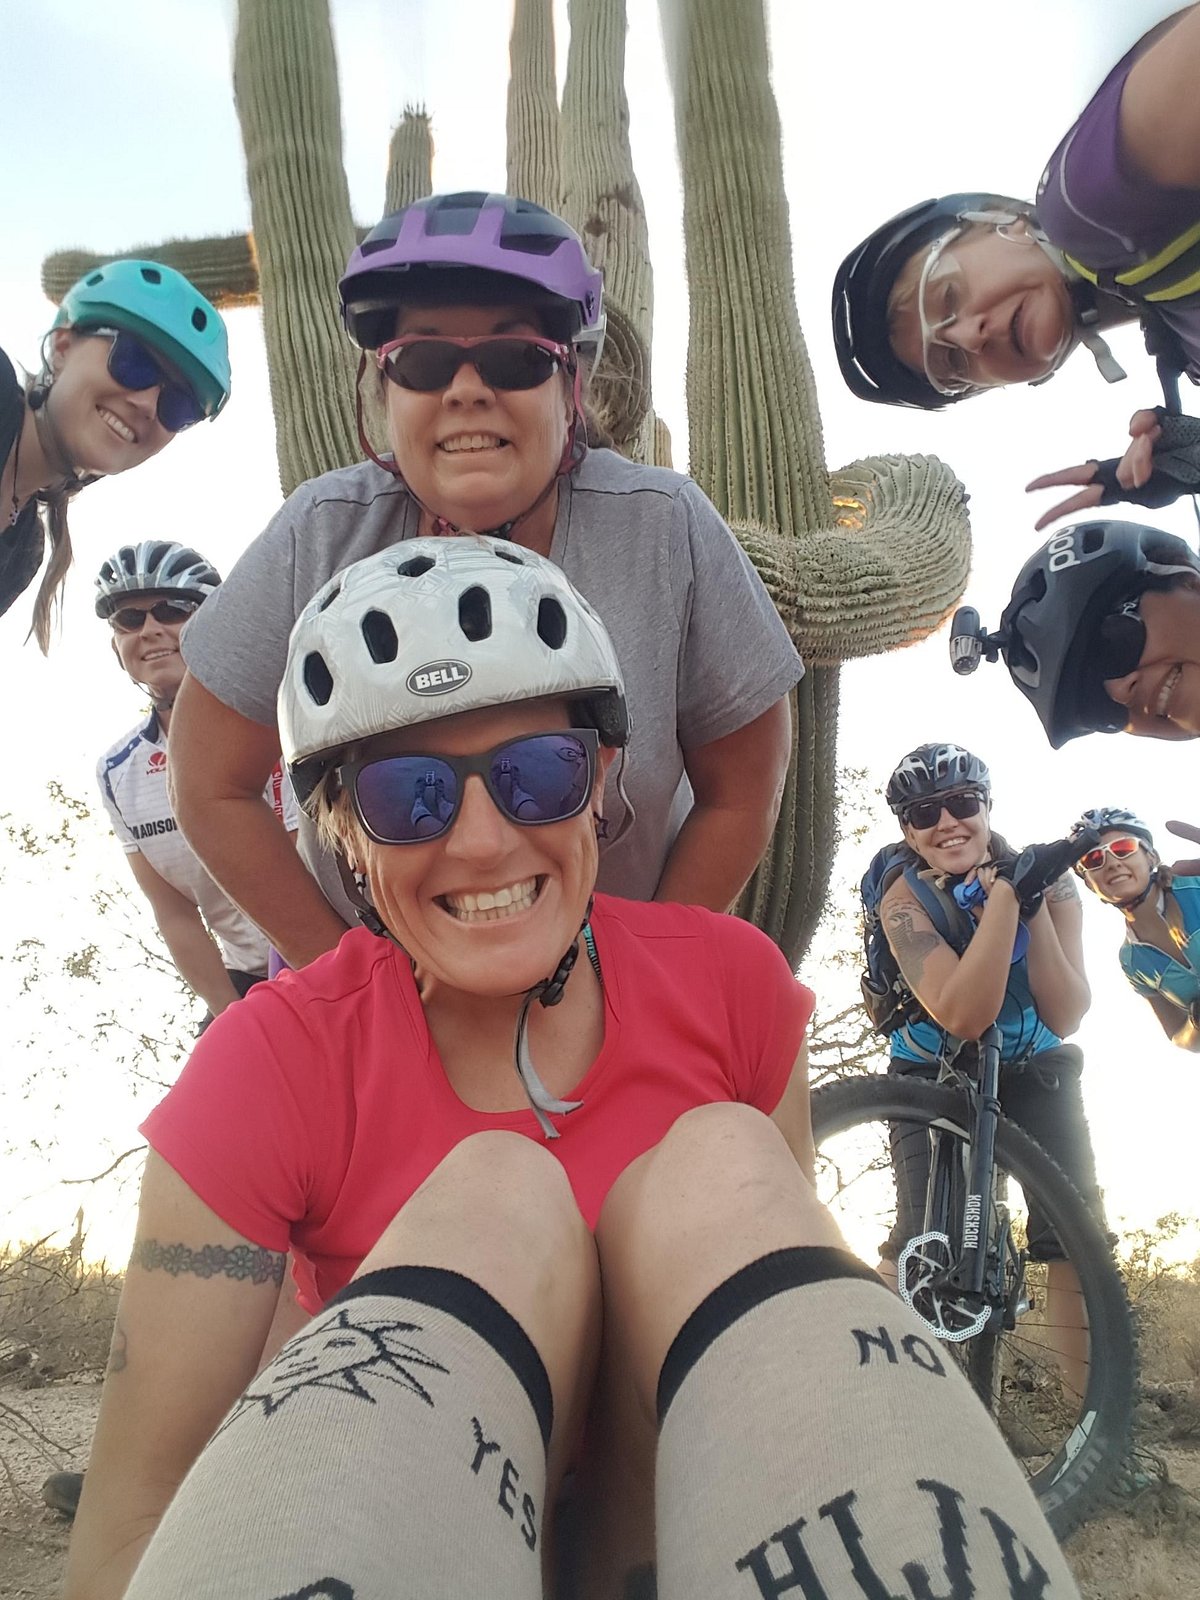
[97,711,297,975]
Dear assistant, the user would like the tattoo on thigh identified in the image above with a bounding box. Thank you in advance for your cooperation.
[107,1321,128,1374]
[131,1239,286,1286]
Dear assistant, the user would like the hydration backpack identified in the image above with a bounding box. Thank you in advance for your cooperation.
[859,843,977,1037]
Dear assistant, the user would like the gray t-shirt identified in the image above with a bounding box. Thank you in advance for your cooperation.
[181,447,804,922]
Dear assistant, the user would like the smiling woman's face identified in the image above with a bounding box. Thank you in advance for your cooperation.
[343,696,609,1000]
[1102,578,1200,740]
[1080,829,1155,906]
[110,595,190,698]
[384,304,573,533]
[48,330,175,477]
[900,789,992,876]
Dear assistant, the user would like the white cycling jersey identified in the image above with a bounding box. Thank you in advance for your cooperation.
[97,710,297,975]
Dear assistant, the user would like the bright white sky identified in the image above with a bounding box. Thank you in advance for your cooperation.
[2,0,1198,1264]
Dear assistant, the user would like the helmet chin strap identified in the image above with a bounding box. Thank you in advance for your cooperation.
[1029,235,1127,385]
[335,851,594,1138]
[354,353,587,544]
[1118,867,1160,916]
[28,368,101,496]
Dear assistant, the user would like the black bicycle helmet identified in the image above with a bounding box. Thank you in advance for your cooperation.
[885,743,991,814]
[990,521,1200,749]
[832,193,1035,411]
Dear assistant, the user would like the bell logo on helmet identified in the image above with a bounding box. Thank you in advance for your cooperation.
[407,660,473,696]
[1047,531,1081,572]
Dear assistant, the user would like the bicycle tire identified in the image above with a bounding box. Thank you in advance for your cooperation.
[810,1074,1135,1540]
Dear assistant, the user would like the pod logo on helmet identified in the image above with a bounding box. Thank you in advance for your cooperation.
[407,660,472,696]
[1047,530,1081,572]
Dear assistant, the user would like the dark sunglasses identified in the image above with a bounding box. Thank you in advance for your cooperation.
[340,729,598,846]
[1093,595,1146,683]
[376,334,571,394]
[89,327,205,432]
[1077,835,1142,873]
[902,790,985,832]
[109,598,201,634]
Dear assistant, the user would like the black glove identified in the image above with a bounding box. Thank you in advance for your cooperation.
[993,835,1092,919]
[1090,409,1200,510]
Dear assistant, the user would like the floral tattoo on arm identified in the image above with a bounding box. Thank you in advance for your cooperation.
[131,1240,287,1286]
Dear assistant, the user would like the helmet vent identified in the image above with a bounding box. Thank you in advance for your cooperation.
[191,307,208,332]
[362,609,398,663]
[1081,525,1104,554]
[397,554,435,578]
[494,547,524,565]
[317,583,342,612]
[140,266,163,285]
[303,652,334,706]
[458,586,492,642]
[86,271,104,287]
[537,597,567,650]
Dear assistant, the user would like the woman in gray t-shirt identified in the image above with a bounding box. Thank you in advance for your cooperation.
[170,193,803,969]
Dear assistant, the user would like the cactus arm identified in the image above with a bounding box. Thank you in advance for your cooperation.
[385,109,433,216]
[233,0,361,493]
[560,0,653,453]
[42,238,260,311]
[506,0,563,212]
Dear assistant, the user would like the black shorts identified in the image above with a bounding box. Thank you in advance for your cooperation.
[885,1044,1106,1263]
[195,968,267,1038]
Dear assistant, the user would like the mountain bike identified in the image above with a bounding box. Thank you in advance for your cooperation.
[812,843,1136,1539]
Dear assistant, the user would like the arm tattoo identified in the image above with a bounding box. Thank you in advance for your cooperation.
[885,904,942,989]
[131,1239,286,1286]
[1046,874,1080,904]
[106,1321,128,1374]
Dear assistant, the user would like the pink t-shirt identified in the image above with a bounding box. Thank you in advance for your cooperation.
[141,895,814,1312]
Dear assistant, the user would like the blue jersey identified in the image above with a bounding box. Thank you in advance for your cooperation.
[1120,876,1200,1013]
[891,951,1059,1067]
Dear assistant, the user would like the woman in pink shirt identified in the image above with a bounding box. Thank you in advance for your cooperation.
[67,541,1080,1600]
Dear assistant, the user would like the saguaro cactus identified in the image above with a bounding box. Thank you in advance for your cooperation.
[661,0,969,956]
[44,0,971,966]
[232,0,362,494]
[385,109,434,215]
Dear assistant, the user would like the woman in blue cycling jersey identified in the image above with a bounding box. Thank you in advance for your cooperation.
[878,743,1105,1394]
[0,260,230,650]
[1075,807,1200,1053]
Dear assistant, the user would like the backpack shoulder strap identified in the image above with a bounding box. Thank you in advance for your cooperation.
[902,864,976,958]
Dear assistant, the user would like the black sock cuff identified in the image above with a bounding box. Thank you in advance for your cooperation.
[656,1245,881,1425]
[330,1265,553,1451]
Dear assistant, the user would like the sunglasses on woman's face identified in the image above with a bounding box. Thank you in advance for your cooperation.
[1094,595,1146,683]
[1077,835,1143,873]
[339,729,599,846]
[108,598,201,635]
[376,334,571,394]
[87,327,205,432]
[901,790,985,832]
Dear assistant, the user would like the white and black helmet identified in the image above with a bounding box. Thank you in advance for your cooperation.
[886,742,991,814]
[95,540,221,619]
[281,536,630,808]
[1074,807,1155,850]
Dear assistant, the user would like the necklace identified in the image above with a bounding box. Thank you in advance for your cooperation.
[7,420,22,526]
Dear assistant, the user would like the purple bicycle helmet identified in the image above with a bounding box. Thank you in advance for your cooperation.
[339,192,604,353]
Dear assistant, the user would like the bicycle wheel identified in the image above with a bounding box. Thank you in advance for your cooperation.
[810,1074,1135,1539]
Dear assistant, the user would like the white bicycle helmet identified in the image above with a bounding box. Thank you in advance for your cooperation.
[95,540,221,619]
[281,535,629,807]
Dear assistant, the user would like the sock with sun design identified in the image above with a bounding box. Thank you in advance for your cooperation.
[123,1266,550,1600]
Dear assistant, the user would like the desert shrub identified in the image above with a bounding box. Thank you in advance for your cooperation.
[0,1219,121,1381]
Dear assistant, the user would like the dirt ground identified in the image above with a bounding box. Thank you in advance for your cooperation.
[2,1378,1198,1598]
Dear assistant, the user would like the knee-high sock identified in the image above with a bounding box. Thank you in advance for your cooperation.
[655,1247,1080,1600]
[124,1267,551,1600]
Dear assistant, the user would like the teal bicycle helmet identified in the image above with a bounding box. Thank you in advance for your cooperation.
[55,260,230,419]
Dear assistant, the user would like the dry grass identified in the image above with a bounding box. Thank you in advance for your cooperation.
[0,1219,122,1385]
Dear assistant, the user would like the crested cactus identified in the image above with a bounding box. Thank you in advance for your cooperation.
[559,0,653,454]
[385,109,434,215]
[661,0,970,958]
[507,0,562,212]
[233,0,361,494]
[45,0,971,966]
